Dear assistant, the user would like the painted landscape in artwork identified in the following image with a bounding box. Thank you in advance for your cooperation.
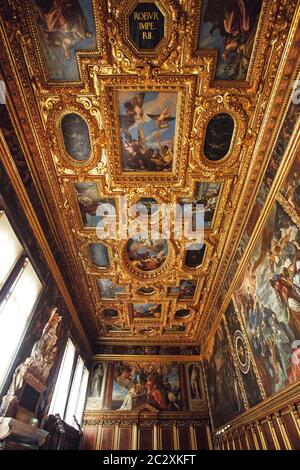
[117,91,178,171]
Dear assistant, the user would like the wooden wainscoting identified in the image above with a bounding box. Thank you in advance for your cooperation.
[82,407,212,451]
[214,382,300,450]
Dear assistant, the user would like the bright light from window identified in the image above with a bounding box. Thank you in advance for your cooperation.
[65,355,84,427]
[0,212,23,289]
[0,260,42,389]
[74,366,89,426]
[49,338,76,418]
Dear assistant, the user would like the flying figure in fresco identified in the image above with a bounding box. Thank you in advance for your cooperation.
[119,93,145,131]
[201,0,262,79]
[147,107,175,129]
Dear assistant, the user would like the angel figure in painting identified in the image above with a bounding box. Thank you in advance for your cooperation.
[119,91,177,171]
[120,93,145,130]
[147,107,175,129]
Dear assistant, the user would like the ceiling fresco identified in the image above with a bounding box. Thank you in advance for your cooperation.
[0,0,299,349]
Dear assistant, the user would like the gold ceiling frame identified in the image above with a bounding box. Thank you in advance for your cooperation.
[64,179,117,233]
[93,354,202,362]
[121,237,175,280]
[128,281,163,297]
[90,275,128,302]
[97,75,197,185]
[116,0,178,61]
[169,304,196,325]
[176,176,234,253]
[181,236,214,276]
[99,303,126,324]
[191,0,275,90]
[175,179,226,233]
[190,96,249,175]
[48,103,100,174]
[79,239,113,275]
[166,274,204,306]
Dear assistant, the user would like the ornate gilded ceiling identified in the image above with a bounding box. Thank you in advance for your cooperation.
[0,0,299,349]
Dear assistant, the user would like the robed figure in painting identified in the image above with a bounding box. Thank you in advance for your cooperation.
[90,363,104,398]
[35,0,92,60]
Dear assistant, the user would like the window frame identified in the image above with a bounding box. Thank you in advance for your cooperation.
[48,335,90,428]
[0,204,44,393]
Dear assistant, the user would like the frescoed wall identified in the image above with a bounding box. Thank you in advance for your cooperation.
[217,101,300,310]
[204,320,245,429]
[111,362,182,411]
[235,201,300,396]
[204,147,300,430]
[225,301,263,408]
[84,359,209,413]
[83,359,211,450]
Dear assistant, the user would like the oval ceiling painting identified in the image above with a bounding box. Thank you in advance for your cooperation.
[175,308,191,319]
[138,286,156,295]
[126,236,168,272]
[61,113,91,161]
[204,113,234,161]
[102,308,119,319]
[184,243,206,269]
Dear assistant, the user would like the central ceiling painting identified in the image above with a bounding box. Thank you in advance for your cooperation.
[118,91,177,172]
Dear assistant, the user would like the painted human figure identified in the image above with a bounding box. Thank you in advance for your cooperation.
[190,364,202,400]
[118,386,136,411]
[36,0,92,60]
[90,363,103,398]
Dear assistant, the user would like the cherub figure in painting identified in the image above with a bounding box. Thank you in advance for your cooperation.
[118,91,177,171]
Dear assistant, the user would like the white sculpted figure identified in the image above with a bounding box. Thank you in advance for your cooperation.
[0,309,61,418]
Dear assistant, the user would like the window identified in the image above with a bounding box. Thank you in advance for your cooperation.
[74,366,89,425]
[0,212,23,288]
[49,338,76,418]
[49,338,89,427]
[0,211,43,390]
